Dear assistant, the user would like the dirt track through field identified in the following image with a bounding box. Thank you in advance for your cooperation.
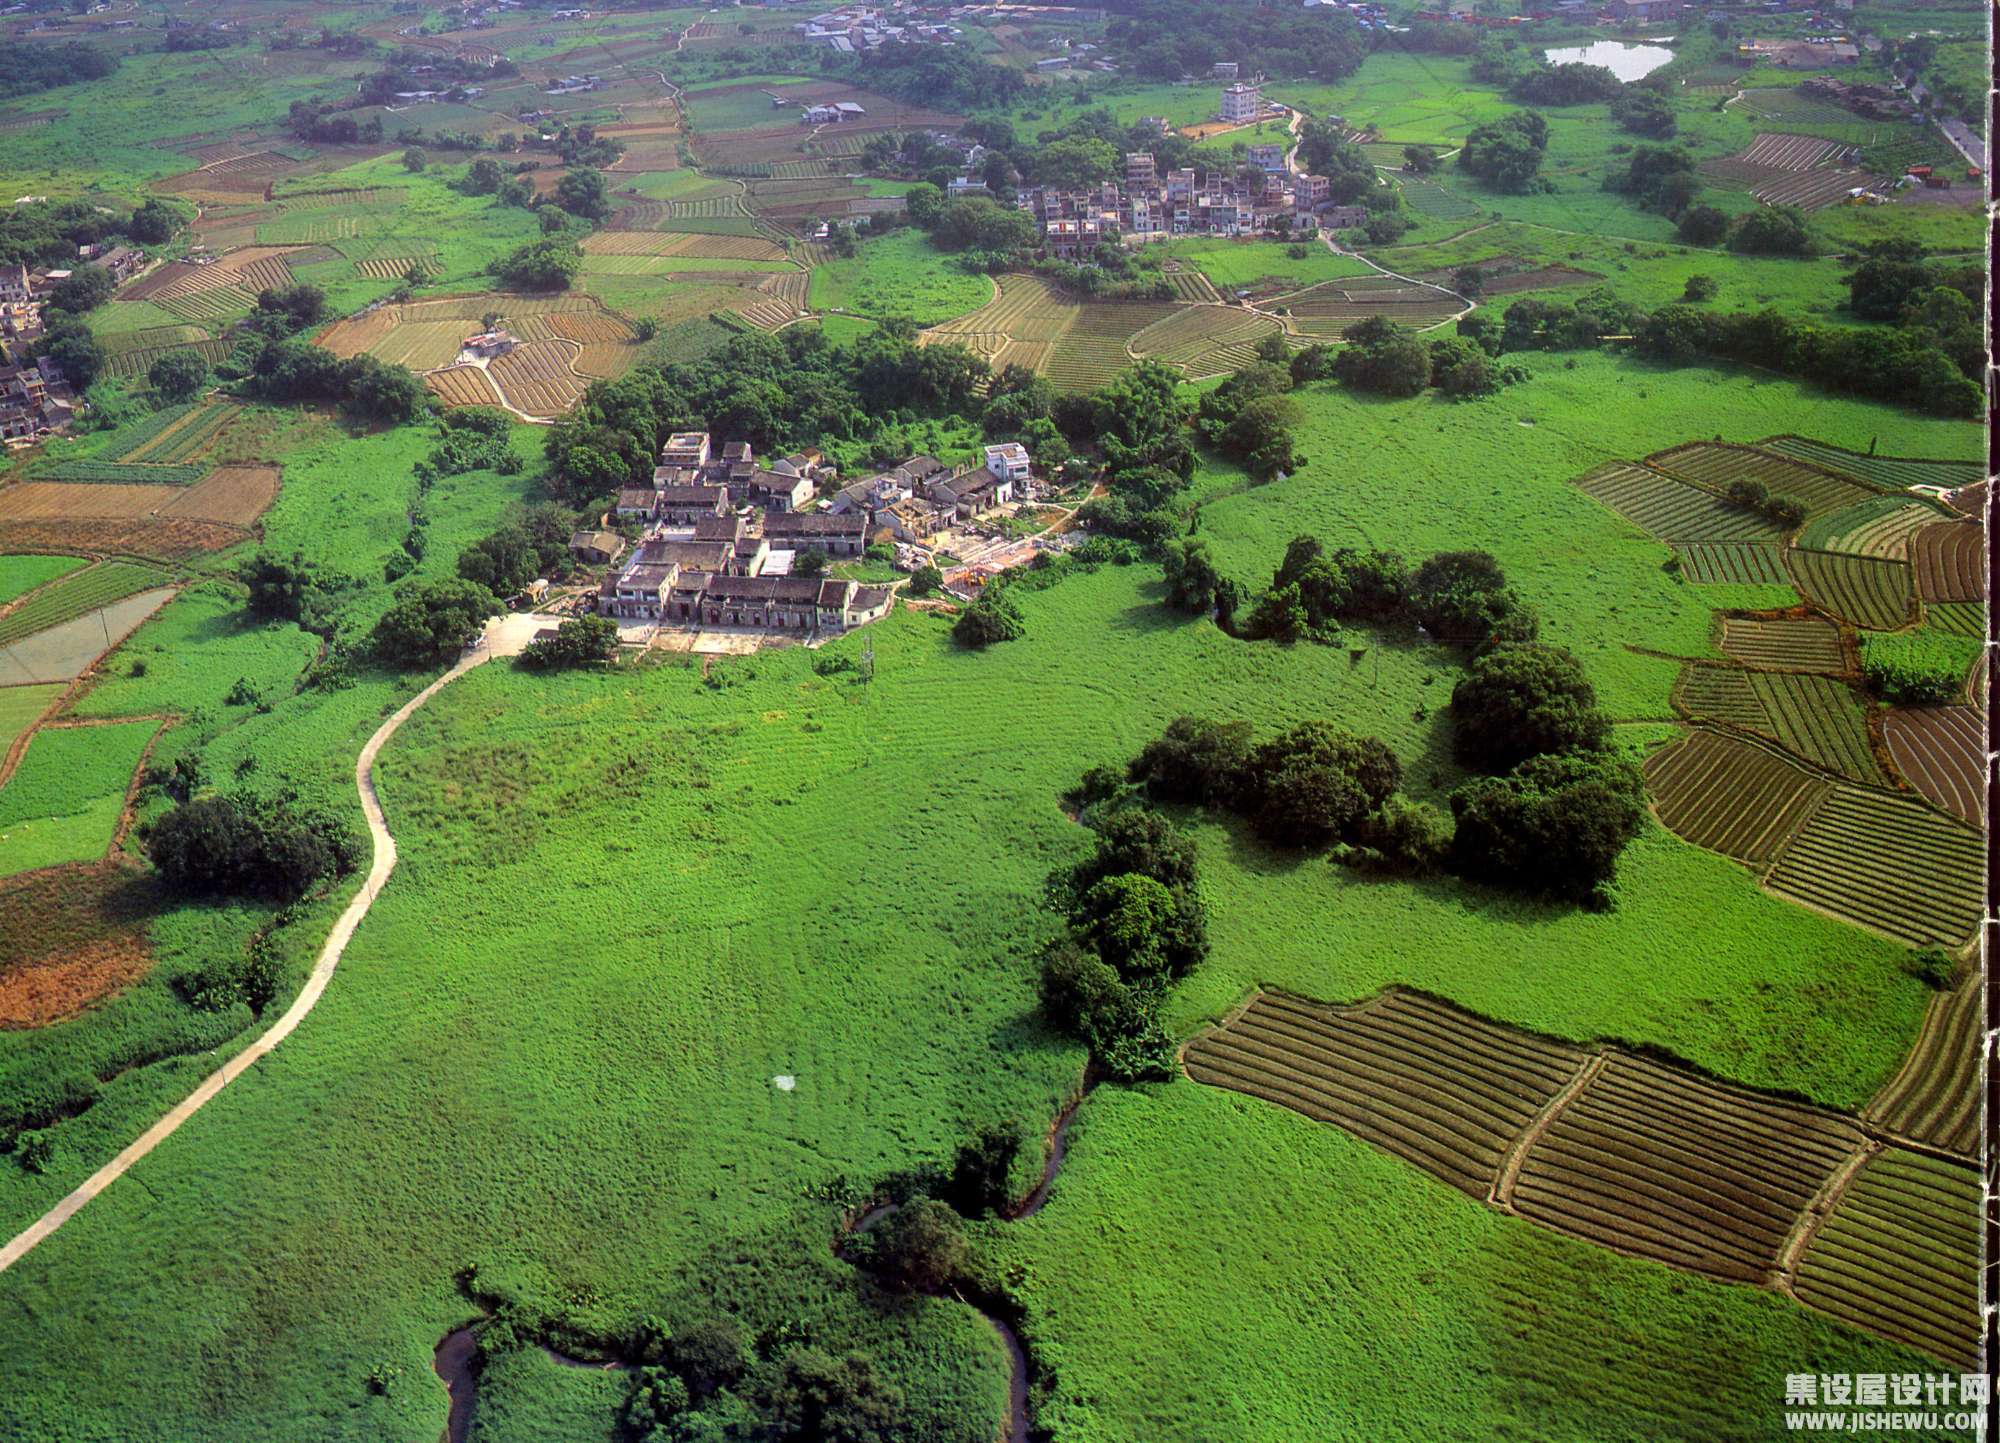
[0,617,548,1277]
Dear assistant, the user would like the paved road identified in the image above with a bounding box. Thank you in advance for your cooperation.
[0,617,547,1277]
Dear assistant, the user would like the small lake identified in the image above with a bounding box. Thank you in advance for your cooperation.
[1542,41,1675,80]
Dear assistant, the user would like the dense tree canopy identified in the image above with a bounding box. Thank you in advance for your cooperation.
[1451,644,1610,771]
[147,791,362,902]
[1457,111,1549,193]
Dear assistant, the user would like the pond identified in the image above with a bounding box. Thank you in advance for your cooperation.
[1542,41,1675,81]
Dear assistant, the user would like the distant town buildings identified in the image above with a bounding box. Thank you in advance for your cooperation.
[1024,148,1360,250]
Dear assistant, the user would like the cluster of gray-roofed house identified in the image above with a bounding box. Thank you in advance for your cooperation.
[576,433,1033,639]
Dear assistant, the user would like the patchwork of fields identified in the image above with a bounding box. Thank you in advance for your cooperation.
[1187,987,1980,1367]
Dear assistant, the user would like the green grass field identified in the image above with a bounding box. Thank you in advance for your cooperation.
[1163,237,1378,291]
[0,718,156,874]
[0,555,87,607]
[807,228,996,326]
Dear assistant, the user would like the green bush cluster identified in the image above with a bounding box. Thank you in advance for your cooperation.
[1858,629,1979,704]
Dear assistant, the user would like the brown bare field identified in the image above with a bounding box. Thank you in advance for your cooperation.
[0,518,241,560]
[1511,1053,1864,1285]
[0,482,179,520]
[1643,727,1830,864]
[1907,520,1984,602]
[0,862,162,1028]
[489,340,587,417]
[157,466,279,526]
[1881,705,1982,825]
[425,366,504,408]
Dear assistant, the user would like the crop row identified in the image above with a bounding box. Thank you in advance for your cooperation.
[1762,784,1982,947]
[1921,600,1982,636]
[125,403,237,465]
[1670,542,1786,584]
[1738,131,1850,172]
[96,404,194,461]
[0,562,170,648]
[1042,303,1180,391]
[1643,727,1829,864]
[1395,178,1483,220]
[929,275,1077,341]
[1513,1054,1863,1286]
[1745,670,1879,782]
[1793,1149,1979,1368]
[489,341,586,417]
[1759,435,1984,493]
[103,338,232,382]
[1574,462,1782,543]
[1162,270,1221,303]
[1649,443,1876,517]
[1753,168,1868,212]
[155,285,256,323]
[424,366,502,408]
[1785,547,1913,631]
[1881,704,1981,827]
[1907,521,1983,602]
[1717,617,1844,672]
[1866,977,1979,1157]
[1184,990,1586,1200]
[36,459,205,487]
[1798,495,1937,560]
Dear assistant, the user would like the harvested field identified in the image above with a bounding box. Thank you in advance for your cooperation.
[1712,131,1855,174]
[488,340,587,418]
[1717,616,1843,672]
[731,298,798,332]
[0,482,182,520]
[921,274,1079,377]
[156,466,279,526]
[0,589,176,686]
[0,520,238,562]
[1797,496,1937,559]
[1183,989,1588,1200]
[1757,435,1983,492]
[1643,728,1829,864]
[1043,302,1182,392]
[583,229,779,260]
[1670,542,1787,585]
[370,320,475,372]
[99,324,211,356]
[1763,785,1981,947]
[1865,977,1979,1156]
[424,366,504,408]
[1511,1053,1863,1285]
[1648,443,1877,517]
[1572,462,1784,543]
[1881,705,1982,825]
[1792,1149,1979,1368]
[0,863,160,1028]
[755,270,811,309]
[1127,306,1287,379]
[1784,548,1914,631]
[1907,521,1984,602]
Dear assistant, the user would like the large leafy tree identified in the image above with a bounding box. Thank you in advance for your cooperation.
[1450,643,1610,772]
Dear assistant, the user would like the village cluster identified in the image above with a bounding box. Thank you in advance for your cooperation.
[583,434,1035,639]
[0,242,144,444]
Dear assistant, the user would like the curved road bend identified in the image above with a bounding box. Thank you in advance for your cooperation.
[0,616,547,1277]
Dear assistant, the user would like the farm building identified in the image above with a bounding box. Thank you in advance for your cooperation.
[568,529,625,566]
[761,510,869,557]
[462,330,518,357]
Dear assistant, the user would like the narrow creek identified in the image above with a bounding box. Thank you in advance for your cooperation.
[431,1078,1095,1443]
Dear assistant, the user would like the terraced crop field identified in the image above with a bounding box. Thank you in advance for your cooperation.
[1784,548,1914,631]
[1572,462,1784,543]
[1758,435,1984,492]
[1643,727,1830,863]
[1743,671,1881,782]
[369,319,473,372]
[1717,616,1844,672]
[1043,302,1181,391]
[1907,521,1984,602]
[1127,306,1286,378]
[1396,176,1483,221]
[1922,600,1983,636]
[1670,542,1787,584]
[1865,976,1979,1157]
[35,460,204,487]
[98,324,211,358]
[1881,705,1982,825]
[0,562,170,648]
[1182,989,1588,1200]
[1673,664,1773,729]
[354,253,441,280]
[1648,443,1878,517]
[101,337,231,383]
[1511,1053,1863,1286]
[1797,496,1938,559]
[1261,275,1462,338]
[1162,270,1222,303]
[1792,1149,1980,1368]
[488,340,587,418]
[922,275,1081,377]
[1762,785,1982,946]
[424,366,503,408]
[120,403,238,465]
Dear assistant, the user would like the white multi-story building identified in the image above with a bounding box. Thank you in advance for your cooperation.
[1220,81,1263,123]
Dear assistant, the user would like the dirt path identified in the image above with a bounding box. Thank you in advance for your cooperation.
[0,623,532,1277]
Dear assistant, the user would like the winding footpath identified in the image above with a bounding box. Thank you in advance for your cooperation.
[0,619,541,1277]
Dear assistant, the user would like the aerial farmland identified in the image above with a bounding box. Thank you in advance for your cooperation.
[0,1,1987,1440]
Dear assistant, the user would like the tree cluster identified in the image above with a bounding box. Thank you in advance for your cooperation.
[1330,316,1524,401]
[1242,536,1537,647]
[0,196,181,269]
[457,502,577,596]
[1858,629,1977,704]
[238,550,354,637]
[1447,644,1641,902]
[1721,477,1806,528]
[1103,0,1366,82]
[371,578,502,666]
[421,407,523,480]
[1038,808,1208,1079]
[0,41,116,100]
[491,237,582,291]
[146,790,362,902]
[520,615,620,669]
[1195,356,1302,479]
[237,337,428,424]
[1457,111,1550,193]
